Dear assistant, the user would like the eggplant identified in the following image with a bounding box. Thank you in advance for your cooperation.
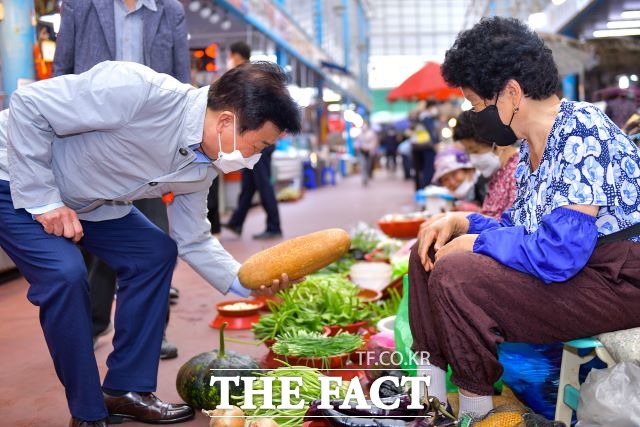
[317,408,412,427]
[306,395,419,419]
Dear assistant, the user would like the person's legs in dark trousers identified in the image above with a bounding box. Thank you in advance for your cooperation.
[81,208,177,392]
[412,146,425,190]
[87,254,117,337]
[251,146,281,236]
[0,181,175,421]
[422,147,436,187]
[207,179,221,234]
[225,168,257,234]
[0,181,107,421]
[402,154,412,180]
[407,241,640,397]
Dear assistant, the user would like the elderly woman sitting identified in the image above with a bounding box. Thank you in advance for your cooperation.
[408,16,640,421]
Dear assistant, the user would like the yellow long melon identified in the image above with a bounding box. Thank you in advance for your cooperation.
[238,228,351,289]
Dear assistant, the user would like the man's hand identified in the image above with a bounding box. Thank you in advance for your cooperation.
[417,212,470,271]
[250,273,304,297]
[34,206,84,243]
[435,234,478,262]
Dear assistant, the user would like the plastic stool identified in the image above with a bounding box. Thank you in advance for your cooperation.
[321,166,336,186]
[303,167,317,189]
[555,337,615,425]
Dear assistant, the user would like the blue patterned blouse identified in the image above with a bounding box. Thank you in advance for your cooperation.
[512,101,640,242]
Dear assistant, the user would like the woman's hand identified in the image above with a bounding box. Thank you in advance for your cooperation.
[435,234,479,262]
[417,212,470,271]
[250,273,304,297]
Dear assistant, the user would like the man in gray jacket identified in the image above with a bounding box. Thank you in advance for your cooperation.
[53,0,191,357]
[0,61,300,426]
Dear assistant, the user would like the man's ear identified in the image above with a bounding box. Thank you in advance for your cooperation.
[216,111,234,134]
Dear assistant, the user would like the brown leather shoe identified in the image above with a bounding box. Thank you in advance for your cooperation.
[104,392,194,424]
[69,417,108,427]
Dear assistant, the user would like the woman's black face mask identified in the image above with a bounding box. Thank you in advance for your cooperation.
[470,95,518,147]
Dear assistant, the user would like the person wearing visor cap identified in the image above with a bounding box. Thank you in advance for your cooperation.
[431,146,484,207]
[407,17,640,421]
[0,61,300,426]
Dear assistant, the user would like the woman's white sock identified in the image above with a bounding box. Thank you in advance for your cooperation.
[458,393,493,417]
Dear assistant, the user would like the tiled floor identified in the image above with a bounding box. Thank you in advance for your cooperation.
[0,171,416,426]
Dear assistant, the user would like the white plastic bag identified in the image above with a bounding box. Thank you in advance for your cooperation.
[576,362,640,426]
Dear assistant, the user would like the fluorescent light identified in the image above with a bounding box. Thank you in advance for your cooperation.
[528,12,547,30]
[620,75,630,89]
[593,28,640,38]
[551,0,566,4]
[448,118,457,128]
[631,75,638,82]
[621,10,640,19]
[441,128,453,139]
[606,20,640,29]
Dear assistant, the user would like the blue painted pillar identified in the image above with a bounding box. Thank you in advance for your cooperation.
[0,1,36,107]
[342,0,350,71]
[344,98,354,156]
[562,75,578,101]
[276,46,288,69]
[314,0,323,47]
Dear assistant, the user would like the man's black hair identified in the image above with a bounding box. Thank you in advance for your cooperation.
[207,61,301,134]
[442,17,560,100]
[229,41,251,61]
[453,111,491,145]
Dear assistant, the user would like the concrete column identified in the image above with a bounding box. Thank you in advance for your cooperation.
[0,0,36,107]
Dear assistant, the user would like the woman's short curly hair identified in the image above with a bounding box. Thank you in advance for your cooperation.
[453,111,491,145]
[441,17,560,100]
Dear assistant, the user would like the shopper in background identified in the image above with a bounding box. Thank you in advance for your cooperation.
[431,146,485,211]
[398,128,414,180]
[381,126,399,172]
[53,0,190,359]
[454,110,519,219]
[410,123,436,191]
[408,17,640,421]
[0,61,301,427]
[355,122,379,186]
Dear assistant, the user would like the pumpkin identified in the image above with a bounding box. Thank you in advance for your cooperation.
[176,322,260,409]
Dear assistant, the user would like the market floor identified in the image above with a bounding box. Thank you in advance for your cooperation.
[0,171,420,427]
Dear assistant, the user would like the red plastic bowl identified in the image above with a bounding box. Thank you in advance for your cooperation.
[357,288,383,303]
[325,320,369,336]
[217,299,265,317]
[282,353,351,370]
[378,218,426,239]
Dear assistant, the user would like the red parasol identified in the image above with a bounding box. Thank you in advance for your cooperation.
[387,62,462,102]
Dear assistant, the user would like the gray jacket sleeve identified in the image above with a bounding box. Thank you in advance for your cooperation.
[167,185,240,294]
[52,0,76,77]
[7,62,150,210]
[171,2,191,84]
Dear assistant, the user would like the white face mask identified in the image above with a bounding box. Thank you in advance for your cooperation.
[452,177,476,200]
[469,151,501,178]
[212,114,262,174]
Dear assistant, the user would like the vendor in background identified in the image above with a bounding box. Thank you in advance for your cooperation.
[408,17,640,421]
[431,146,486,212]
[454,110,519,219]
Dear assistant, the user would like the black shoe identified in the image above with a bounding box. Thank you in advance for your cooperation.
[104,391,194,424]
[160,336,178,360]
[221,223,242,236]
[252,230,283,240]
[69,417,108,427]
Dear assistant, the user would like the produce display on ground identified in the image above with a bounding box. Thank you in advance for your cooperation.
[233,367,349,427]
[272,331,364,358]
